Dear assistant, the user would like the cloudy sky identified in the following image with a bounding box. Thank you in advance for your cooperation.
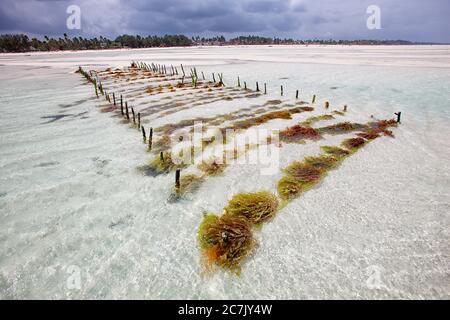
[1,0,449,42]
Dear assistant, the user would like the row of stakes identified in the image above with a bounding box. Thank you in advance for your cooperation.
[132,61,329,104]
[79,65,182,189]
[129,62,403,122]
[133,61,225,88]
[83,64,402,192]
[84,63,402,123]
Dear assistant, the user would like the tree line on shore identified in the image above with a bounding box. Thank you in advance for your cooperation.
[0,33,417,53]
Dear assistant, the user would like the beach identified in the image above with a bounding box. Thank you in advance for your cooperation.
[0,45,449,299]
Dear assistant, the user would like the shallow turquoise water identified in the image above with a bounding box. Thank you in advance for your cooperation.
[0,46,449,299]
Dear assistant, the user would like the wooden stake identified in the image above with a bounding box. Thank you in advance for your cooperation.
[256,82,260,92]
[175,169,181,190]
[212,73,216,83]
[343,105,347,112]
[296,90,299,99]
[325,101,329,109]
[160,152,164,161]
[281,85,284,96]
[141,126,146,143]
[148,127,153,150]
[264,83,267,94]
[132,107,136,124]
[244,81,247,90]
[394,112,401,123]
[137,113,141,129]
[99,82,104,96]
[125,102,130,120]
[113,93,116,106]
[312,95,316,104]
[238,77,241,87]
[202,71,205,80]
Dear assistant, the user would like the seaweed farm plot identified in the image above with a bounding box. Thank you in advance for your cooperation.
[78,61,401,275]
[3,43,449,301]
[198,119,399,273]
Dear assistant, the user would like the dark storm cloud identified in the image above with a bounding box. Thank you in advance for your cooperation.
[0,0,449,42]
[126,1,266,34]
[0,0,71,36]
[242,0,290,13]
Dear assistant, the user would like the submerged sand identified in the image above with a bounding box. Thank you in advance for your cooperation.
[0,45,449,299]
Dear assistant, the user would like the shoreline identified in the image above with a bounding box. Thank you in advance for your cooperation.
[1,45,449,70]
[1,43,450,57]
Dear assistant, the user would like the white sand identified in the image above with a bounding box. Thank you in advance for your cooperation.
[0,45,449,299]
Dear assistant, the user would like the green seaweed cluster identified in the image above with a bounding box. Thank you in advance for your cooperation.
[279,125,322,143]
[198,159,227,176]
[301,114,335,126]
[341,137,366,151]
[176,174,204,195]
[224,191,279,224]
[304,154,339,170]
[320,146,350,159]
[148,152,185,174]
[152,135,172,153]
[197,214,256,271]
[277,156,336,200]
[318,122,366,135]
[197,191,279,272]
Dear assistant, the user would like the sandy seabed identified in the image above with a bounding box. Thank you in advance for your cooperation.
[0,45,449,299]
